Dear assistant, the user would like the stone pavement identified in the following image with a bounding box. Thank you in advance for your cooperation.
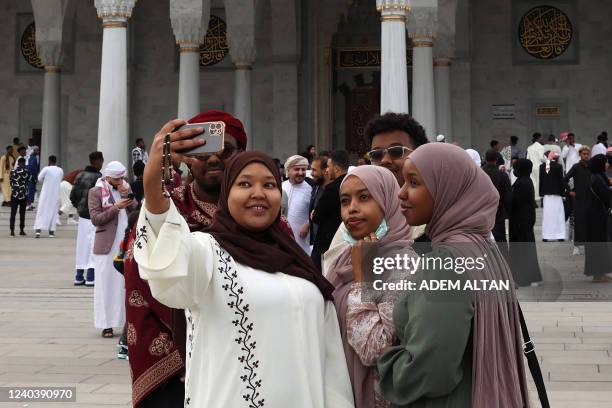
[0,206,611,407]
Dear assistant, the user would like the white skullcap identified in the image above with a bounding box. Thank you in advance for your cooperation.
[103,161,127,178]
[465,149,481,166]
[436,134,446,142]
[285,155,308,170]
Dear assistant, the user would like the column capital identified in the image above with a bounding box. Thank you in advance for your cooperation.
[225,0,256,67]
[377,0,411,14]
[37,40,62,68]
[229,42,256,67]
[95,0,136,24]
[434,33,455,59]
[170,0,210,48]
[407,6,438,39]
[171,16,206,48]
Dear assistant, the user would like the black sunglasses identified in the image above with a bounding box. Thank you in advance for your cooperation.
[367,146,413,162]
[192,144,237,161]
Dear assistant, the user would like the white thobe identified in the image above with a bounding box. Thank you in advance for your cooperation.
[561,143,582,173]
[75,217,96,270]
[526,142,546,200]
[282,180,313,254]
[59,180,77,216]
[592,142,607,157]
[93,188,127,329]
[134,202,354,408]
[33,166,63,231]
[542,195,566,240]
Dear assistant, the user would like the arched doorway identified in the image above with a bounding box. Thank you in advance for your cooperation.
[331,0,412,159]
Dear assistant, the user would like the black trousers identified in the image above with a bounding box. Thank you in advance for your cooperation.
[138,375,184,408]
[10,198,26,232]
[492,217,509,262]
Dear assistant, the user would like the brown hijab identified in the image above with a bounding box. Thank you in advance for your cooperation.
[208,151,335,300]
[409,143,529,408]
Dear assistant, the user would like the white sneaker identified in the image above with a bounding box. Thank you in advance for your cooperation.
[67,218,78,225]
[572,246,580,256]
[56,219,62,226]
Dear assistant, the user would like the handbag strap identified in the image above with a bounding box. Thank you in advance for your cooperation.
[518,304,550,408]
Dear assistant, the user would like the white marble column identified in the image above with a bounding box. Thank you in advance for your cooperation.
[95,0,136,166]
[434,57,452,139]
[408,7,438,140]
[377,0,410,114]
[234,63,253,144]
[225,0,256,149]
[170,1,209,120]
[37,43,62,159]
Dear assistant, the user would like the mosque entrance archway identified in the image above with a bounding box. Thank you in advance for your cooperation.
[330,0,412,159]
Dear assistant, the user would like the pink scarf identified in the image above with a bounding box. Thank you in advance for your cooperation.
[409,143,529,408]
[326,165,414,408]
[94,177,130,210]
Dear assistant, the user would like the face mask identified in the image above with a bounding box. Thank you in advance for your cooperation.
[343,219,388,246]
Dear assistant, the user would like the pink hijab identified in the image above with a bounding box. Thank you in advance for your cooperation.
[327,165,414,408]
[409,143,529,408]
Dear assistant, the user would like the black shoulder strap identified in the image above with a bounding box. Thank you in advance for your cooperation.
[518,304,550,408]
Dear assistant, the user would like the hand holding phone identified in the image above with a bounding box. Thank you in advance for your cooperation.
[176,121,225,156]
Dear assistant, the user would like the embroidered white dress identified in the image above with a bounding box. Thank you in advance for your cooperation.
[134,201,355,408]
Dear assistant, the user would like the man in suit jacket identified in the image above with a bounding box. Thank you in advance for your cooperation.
[88,161,137,337]
[311,150,349,271]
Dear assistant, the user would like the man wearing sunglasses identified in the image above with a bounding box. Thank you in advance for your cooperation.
[321,113,430,274]
[365,112,429,186]
[176,110,245,229]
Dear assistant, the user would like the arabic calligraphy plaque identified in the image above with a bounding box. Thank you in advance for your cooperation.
[20,22,43,69]
[518,6,573,59]
[337,48,413,68]
[200,15,229,67]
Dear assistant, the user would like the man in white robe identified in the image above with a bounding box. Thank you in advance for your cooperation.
[561,132,582,173]
[33,155,63,237]
[592,132,608,157]
[282,155,313,254]
[526,132,546,203]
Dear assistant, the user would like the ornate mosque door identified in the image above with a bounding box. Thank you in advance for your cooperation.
[344,83,380,156]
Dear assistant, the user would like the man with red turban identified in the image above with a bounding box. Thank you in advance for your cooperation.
[124,110,245,408]
[124,110,294,407]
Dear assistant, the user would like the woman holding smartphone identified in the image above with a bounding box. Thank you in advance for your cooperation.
[134,120,354,408]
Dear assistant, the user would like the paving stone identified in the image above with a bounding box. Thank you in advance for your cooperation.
[2,206,612,405]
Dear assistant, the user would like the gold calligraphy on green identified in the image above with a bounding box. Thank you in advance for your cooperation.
[21,22,44,69]
[519,6,573,60]
[200,15,229,67]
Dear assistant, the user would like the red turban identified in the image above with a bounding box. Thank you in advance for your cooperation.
[188,110,247,151]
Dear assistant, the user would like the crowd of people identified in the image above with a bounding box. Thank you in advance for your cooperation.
[1,110,611,407]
